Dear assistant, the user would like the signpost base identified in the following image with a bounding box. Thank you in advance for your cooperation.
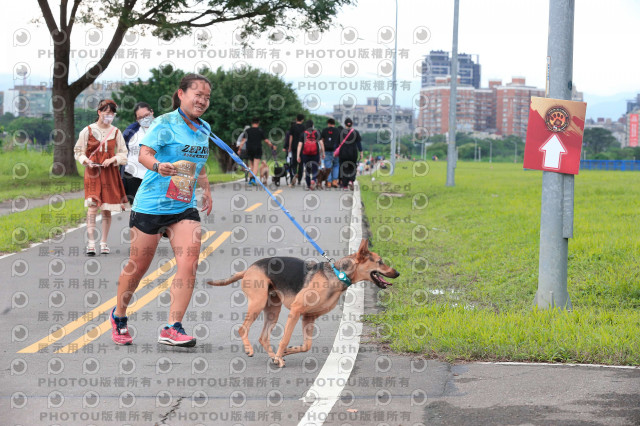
[534,171,573,310]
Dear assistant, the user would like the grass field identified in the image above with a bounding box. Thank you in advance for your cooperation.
[359,161,640,365]
[0,150,239,253]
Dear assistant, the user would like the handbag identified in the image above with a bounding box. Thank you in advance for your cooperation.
[333,128,354,157]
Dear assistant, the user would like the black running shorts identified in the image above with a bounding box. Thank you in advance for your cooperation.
[129,208,200,238]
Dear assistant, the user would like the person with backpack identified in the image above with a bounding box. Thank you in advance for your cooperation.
[336,117,362,190]
[288,114,306,186]
[296,119,324,190]
[237,117,275,185]
[320,118,340,188]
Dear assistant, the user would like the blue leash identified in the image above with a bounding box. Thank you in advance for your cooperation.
[176,108,351,286]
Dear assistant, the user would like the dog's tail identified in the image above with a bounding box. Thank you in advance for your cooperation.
[206,271,245,286]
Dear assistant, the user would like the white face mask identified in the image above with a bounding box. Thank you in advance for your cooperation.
[103,114,115,124]
[138,116,153,128]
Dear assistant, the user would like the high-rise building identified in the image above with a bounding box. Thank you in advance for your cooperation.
[3,85,52,118]
[495,77,544,138]
[626,94,640,114]
[421,50,481,89]
[74,82,125,110]
[416,76,476,135]
[332,97,414,136]
[418,77,582,139]
[1,82,125,118]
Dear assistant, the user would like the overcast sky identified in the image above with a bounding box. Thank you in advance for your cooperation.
[2,0,639,118]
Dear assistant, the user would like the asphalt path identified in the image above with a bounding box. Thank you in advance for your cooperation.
[2,179,639,425]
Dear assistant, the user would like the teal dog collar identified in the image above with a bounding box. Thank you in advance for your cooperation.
[332,265,352,287]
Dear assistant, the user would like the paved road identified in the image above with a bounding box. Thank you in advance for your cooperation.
[0,190,85,217]
[1,180,639,425]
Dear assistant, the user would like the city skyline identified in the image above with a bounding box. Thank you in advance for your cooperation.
[1,1,639,119]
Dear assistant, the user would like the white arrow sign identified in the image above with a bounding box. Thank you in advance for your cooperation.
[539,134,567,169]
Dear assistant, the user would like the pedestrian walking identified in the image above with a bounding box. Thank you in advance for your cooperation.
[287,114,305,186]
[336,118,362,190]
[237,118,275,185]
[74,99,130,256]
[121,102,154,204]
[320,118,340,188]
[296,119,323,190]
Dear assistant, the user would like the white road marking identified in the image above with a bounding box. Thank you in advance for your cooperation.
[298,181,364,426]
[480,361,639,370]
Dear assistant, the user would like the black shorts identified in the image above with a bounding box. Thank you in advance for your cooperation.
[247,149,262,161]
[129,207,200,238]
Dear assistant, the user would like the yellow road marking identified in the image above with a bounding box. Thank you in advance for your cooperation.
[18,230,218,354]
[273,190,283,196]
[245,203,262,212]
[55,231,230,353]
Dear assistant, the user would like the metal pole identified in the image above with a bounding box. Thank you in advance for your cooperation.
[446,0,459,186]
[514,141,518,163]
[474,138,477,161]
[535,0,574,310]
[389,0,398,175]
[489,140,493,164]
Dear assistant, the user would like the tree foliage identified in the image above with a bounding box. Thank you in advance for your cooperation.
[583,127,620,157]
[5,117,54,145]
[113,65,186,123]
[36,0,355,175]
[115,65,304,171]
[201,66,304,171]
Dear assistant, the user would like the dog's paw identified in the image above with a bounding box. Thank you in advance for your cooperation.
[272,357,285,368]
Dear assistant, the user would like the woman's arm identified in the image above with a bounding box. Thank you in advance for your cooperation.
[139,145,176,177]
[73,127,91,166]
[197,166,212,215]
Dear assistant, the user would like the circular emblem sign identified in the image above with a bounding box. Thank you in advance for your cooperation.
[545,106,570,132]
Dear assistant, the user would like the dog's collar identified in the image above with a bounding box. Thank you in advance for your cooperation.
[331,265,352,287]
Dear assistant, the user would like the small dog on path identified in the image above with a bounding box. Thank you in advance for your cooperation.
[315,168,331,189]
[207,239,399,367]
[259,160,269,185]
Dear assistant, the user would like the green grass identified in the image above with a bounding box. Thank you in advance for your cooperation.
[0,150,238,202]
[360,161,640,365]
[0,149,85,202]
[0,150,241,253]
[0,198,87,254]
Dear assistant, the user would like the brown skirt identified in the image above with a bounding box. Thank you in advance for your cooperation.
[83,128,130,211]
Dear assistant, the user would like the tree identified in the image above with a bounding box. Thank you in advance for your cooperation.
[5,117,54,146]
[37,0,355,176]
[201,66,303,171]
[115,65,303,171]
[583,127,619,157]
[113,65,186,123]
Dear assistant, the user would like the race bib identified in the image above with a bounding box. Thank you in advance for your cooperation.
[166,160,197,203]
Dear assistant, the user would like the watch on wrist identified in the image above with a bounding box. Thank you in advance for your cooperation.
[153,162,160,172]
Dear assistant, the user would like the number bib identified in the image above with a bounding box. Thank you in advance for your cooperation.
[166,160,197,203]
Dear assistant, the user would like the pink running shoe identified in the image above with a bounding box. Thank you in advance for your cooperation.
[110,308,132,345]
[158,322,196,347]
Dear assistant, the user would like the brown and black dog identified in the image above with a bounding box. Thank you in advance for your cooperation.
[259,160,269,185]
[315,168,331,189]
[207,239,399,367]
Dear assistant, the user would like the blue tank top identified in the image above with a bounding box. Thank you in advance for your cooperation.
[132,109,210,215]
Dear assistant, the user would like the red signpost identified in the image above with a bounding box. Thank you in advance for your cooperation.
[523,97,587,175]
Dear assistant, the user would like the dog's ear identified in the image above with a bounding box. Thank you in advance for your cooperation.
[356,238,370,262]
